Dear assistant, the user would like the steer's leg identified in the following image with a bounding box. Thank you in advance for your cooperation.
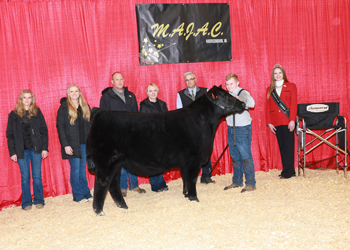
[187,175,199,202]
[182,178,188,197]
[181,165,201,202]
[93,168,112,216]
[108,166,128,209]
[180,167,189,197]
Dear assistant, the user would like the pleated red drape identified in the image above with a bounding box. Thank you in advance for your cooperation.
[1,0,349,210]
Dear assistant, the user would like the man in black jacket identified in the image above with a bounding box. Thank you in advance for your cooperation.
[99,72,146,197]
[176,72,215,184]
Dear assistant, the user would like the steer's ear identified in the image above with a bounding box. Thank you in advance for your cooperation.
[219,85,222,88]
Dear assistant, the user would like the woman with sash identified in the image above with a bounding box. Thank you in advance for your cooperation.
[266,64,297,179]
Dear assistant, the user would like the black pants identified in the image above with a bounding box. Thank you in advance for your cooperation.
[201,160,212,181]
[275,125,295,178]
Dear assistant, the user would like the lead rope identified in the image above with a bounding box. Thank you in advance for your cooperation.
[232,113,236,146]
[232,89,246,146]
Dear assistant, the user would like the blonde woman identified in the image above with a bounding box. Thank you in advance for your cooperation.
[56,84,92,203]
[6,90,48,211]
[140,83,169,192]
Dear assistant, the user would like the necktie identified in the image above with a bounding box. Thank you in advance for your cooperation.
[191,90,195,101]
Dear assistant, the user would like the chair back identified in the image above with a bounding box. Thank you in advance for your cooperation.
[297,102,339,129]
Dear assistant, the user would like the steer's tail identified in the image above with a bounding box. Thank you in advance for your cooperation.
[86,107,102,174]
[86,137,96,174]
[90,107,101,122]
[87,157,96,174]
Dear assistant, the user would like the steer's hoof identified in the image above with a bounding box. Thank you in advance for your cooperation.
[189,196,199,202]
[117,203,128,209]
[95,211,105,216]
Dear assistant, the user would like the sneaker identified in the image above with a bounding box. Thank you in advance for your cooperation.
[78,199,88,203]
[201,177,215,184]
[121,189,127,197]
[132,187,146,193]
[87,197,93,202]
[36,204,44,209]
[241,186,256,193]
[23,205,32,211]
[224,183,239,190]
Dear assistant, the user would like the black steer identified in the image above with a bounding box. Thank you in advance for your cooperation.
[87,85,245,215]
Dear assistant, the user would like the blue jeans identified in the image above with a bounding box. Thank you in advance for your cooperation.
[149,174,167,192]
[68,144,92,202]
[120,168,139,190]
[17,149,44,209]
[227,124,256,187]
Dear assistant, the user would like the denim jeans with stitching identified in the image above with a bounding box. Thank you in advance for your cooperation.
[17,148,44,209]
[227,124,256,187]
[68,144,92,202]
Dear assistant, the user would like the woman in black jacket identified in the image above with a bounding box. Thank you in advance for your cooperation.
[56,84,92,203]
[140,83,169,192]
[6,90,48,211]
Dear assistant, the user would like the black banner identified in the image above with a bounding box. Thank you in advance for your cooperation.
[135,4,232,65]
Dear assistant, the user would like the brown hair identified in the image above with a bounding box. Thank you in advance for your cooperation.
[67,84,90,125]
[267,64,289,100]
[14,89,38,118]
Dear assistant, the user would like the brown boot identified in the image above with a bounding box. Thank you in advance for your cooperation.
[133,187,146,194]
[36,204,44,209]
[224,183,239,190]
[121,189,127,197]
[23,205,32,211]
[241,186,256,193]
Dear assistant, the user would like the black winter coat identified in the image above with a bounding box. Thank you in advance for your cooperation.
[6,108,49,159]
[139,98,168,113]
[56,97,91,159]
[99,87,138,112]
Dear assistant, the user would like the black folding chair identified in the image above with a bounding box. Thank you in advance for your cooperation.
[296,102,348,178]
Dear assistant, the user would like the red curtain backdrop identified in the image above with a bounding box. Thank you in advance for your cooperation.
[1,0,349,210]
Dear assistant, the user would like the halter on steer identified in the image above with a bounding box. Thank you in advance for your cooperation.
[206,91,238,145]
[206,90,238,174]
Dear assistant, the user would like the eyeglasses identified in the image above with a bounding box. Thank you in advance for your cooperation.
[185,78,195,82]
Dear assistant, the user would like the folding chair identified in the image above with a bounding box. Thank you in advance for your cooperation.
[296,102,348,178]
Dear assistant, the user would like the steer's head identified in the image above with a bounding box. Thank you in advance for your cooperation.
[206,85,246,116]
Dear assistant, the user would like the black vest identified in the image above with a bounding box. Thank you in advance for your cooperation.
[178,87,207,107]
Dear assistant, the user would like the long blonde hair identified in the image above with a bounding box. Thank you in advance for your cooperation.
[14,90,38,118]
[267,64,289,100]
[67,84,90,125]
